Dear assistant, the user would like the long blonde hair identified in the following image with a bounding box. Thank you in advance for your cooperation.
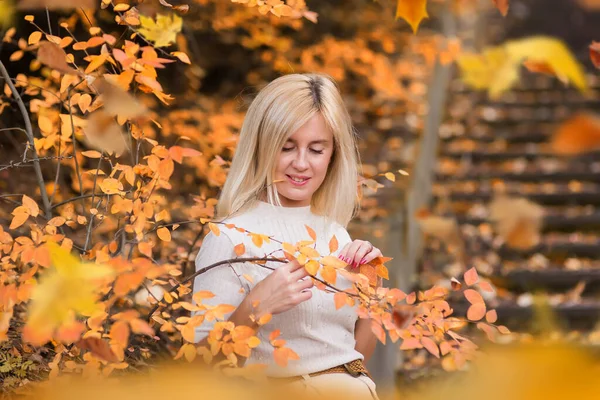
[215,73,361,228]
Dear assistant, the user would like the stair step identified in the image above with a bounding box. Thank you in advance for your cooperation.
[436,171,600,183]
[440,150,600,162]
[451,300,600,331]
[456,212,600,233]
[502,268,600,292]
[436,191,600,206]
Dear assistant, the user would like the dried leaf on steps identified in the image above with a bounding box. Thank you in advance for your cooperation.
[76,337,119,362]
[416,212,465,257]
[83,111,130,157]
[590,42,600,69]
[551,113,600,155]
[17,0,97,10]
[395,0,429,34]
[488,196,544,250]
[37,41,81,76]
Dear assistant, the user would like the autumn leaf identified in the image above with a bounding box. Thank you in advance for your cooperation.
[395,0,428,34]
[23,242,114,345]
[83,111,130,156]
[138,13,182,48]
[591,42,600,69]
[489,195,544,250]
[328,234,338,253]
[458,36,587,99]
[551,113,600,155]
[37,41,80,75]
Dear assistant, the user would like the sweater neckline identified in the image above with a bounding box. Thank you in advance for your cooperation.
[255,200,314,219]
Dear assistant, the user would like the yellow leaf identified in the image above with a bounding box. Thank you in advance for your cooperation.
[23,242,114,345]
[157,227,171,242]
[320,266,337,285]
[384,172,396,182]
[138,13,182,48]
[395,0,429,34]
[233,243,245,256]
[458,36,588,99]
[299,246,320,259]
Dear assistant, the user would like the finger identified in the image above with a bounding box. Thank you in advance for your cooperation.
[285,258,304,272]
[290,265,310,280]
[358,248,383,268]
[294,278,314,291]
[352,244,373,269]
[346,241,366,269]
[298,289,313,302]
[337,243,351,265]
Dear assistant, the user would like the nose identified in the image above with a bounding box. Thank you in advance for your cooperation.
[291,149,309,170]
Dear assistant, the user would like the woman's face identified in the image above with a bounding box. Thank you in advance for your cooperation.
[273,113,334,207]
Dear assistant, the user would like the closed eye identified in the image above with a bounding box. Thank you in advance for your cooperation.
[282,147,324,154]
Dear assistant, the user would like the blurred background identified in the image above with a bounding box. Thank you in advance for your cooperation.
[1,0,600,395]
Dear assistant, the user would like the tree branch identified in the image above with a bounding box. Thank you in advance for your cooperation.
[0,60,52,219]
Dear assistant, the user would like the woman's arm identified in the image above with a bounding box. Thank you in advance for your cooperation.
[354,317,378,364]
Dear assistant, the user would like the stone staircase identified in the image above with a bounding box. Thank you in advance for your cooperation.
[421,74,600,334]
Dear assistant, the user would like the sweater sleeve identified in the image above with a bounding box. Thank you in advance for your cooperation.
[192,231,248,343]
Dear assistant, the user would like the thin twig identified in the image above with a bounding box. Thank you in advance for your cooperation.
[84,156,103,251]
[146,256,364,320]
[0,60,52,219]
[0,155,72,172]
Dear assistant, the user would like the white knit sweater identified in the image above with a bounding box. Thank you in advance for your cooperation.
[192,200,364,377]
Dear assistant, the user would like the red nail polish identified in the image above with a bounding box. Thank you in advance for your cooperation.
[360,258,366,264]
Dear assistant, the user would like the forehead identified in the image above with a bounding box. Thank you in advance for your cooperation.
[286,113,333,144]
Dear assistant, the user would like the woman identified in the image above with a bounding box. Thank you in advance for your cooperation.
[192,73,383,399]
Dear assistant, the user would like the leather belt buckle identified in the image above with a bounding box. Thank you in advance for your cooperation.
[342,362,362,377]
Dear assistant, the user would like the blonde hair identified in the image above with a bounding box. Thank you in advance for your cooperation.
[214,73,361,228]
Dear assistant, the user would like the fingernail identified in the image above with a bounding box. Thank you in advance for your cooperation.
[360,258,366,264]
[338,254,343,259]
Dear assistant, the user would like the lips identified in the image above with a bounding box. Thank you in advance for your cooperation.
[286,175,310,186]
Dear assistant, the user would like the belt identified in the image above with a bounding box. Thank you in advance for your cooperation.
[269,359,372,384]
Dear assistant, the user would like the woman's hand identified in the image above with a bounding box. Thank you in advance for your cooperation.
[337,239,382,270]
[247,259,314,317]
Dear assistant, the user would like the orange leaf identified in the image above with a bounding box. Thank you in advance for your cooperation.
[251,233,263,248]
[10,212,29,230]
[328,234,338,253]
[464,267,479,286]
[463,289,484,304]
[305,260,320,276]
[485,309,498,323]
[371,320,386,344]
[450,277,462,291]
[171,51,191,64]
[22,195,39,217]
[551,113,600,155]
[492,0,509,16]
[467,303,486,321]
[320,266,337,285]
[421,337,440,358]
[81,150,102,158]
[157,227,171,242]
[395,0,428,34]
[400,337,422,350]
[208,223,220,236]
[110,320,130,348]
[479,280,495,293]
[234,243,245,256]
[305,224,316,241]
[334,292,348,310]
[77,337,119,363]
[28,31,42,45]
[591,42,600,69]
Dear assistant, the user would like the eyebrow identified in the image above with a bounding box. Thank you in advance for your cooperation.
[285,139,330,145]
